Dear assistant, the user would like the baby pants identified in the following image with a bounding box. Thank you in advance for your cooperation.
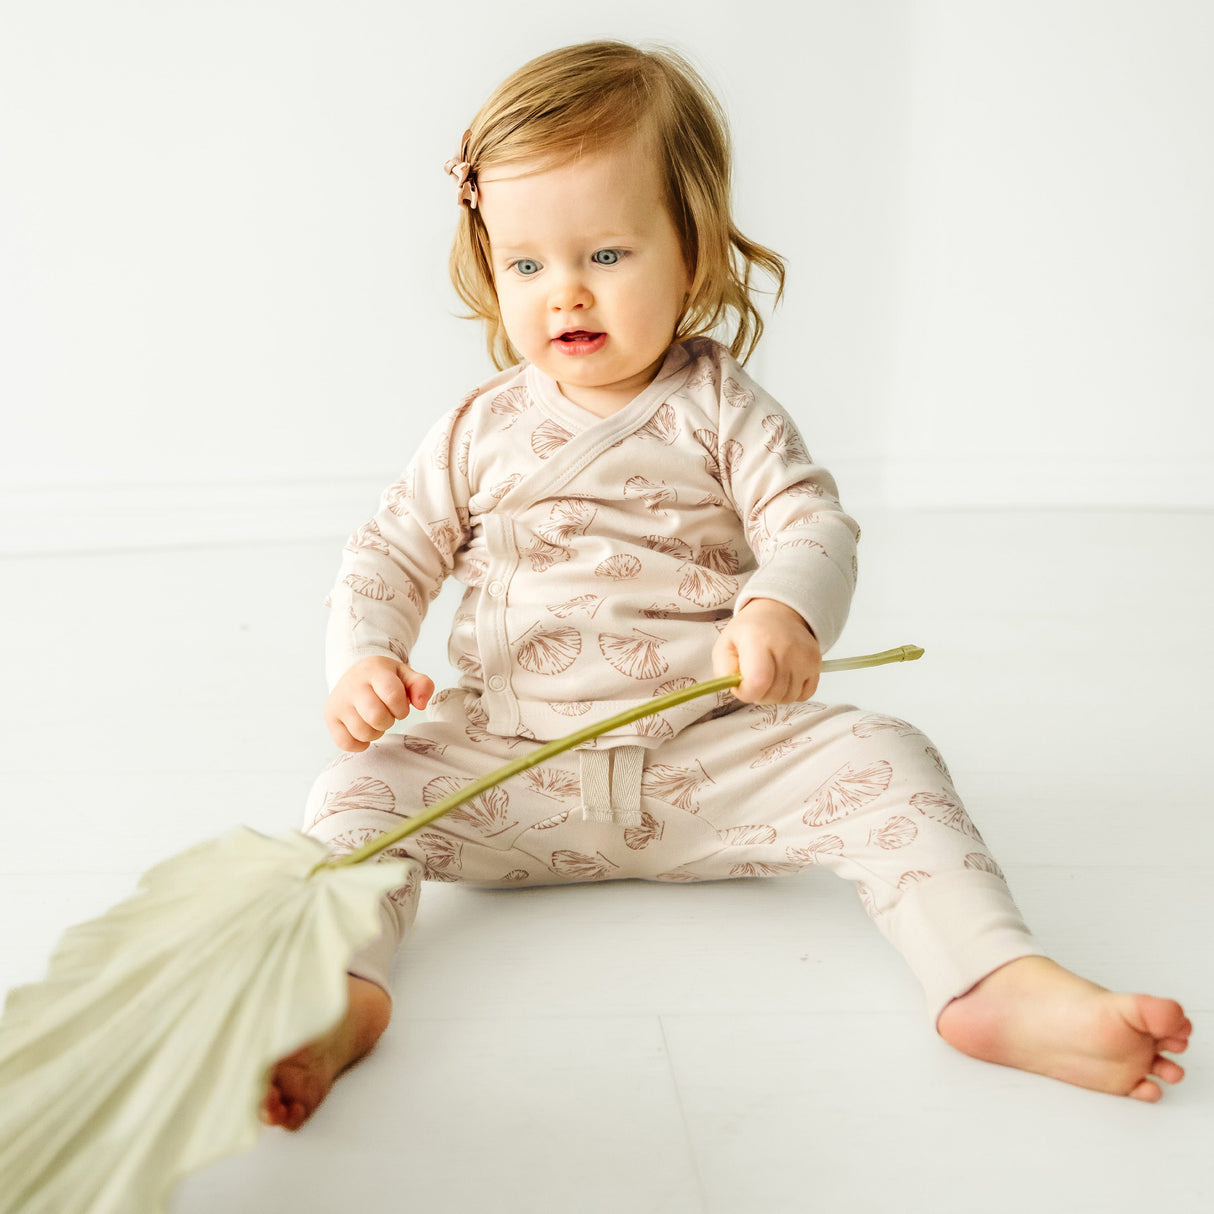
[303,688,1045,1026]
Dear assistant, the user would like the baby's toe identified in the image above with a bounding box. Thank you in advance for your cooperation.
[1166,1014,1193,1049]
[1150,1055,1185,1085]
[1136,995,1189,1041]
[1127,1077,1163,1103]
[282,1096,310,1132]
[260,1084,287,1127]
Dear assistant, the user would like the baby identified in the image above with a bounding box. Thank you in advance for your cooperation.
[261,40,1190,1130]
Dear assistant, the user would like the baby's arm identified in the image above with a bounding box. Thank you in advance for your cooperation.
[324,403,474,719]
[325,656,435,752]
[712,597,822,703]
[705,354,859,700]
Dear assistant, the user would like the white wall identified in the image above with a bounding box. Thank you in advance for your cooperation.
[882,0,1214,507]
[2,1,1210,554]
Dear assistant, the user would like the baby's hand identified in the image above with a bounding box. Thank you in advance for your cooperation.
[712,598,822,704]
[325,656,434,752]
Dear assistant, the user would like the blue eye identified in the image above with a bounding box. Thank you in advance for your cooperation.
[512,259,541,276]
[592,249,621,265]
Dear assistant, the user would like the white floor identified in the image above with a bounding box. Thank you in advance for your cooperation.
[1,509,1211,1213]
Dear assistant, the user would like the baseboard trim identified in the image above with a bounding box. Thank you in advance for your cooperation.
[884,456,1213,510]
[1,479,383,555]
[2,458,1208,555]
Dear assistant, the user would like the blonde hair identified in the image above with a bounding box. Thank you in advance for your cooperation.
[448,40,786,370]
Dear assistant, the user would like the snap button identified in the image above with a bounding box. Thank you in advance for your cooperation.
[488,675,507,692]
[487,579,506,598]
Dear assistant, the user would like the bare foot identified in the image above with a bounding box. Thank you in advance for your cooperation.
[936,955,1192,1102]
[260,975,392,1130]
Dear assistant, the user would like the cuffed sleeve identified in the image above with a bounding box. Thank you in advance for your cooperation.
[325,403,474,689]
[711,360,859,653]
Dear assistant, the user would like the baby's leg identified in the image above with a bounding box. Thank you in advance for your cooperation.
[261,688,596,1129]
[260,870,421,1130]
[849,720,1195,1100]
[260,972,394,1131]
[655,700,1191,1099]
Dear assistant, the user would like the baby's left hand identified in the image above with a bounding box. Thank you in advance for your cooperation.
[712,598,822,703]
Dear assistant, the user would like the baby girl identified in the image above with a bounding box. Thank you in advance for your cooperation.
[261,39,1190,1130]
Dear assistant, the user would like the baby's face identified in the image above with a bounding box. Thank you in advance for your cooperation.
[477,135,692,418]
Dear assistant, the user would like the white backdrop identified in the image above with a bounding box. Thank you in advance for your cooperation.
[2,0,1210,552]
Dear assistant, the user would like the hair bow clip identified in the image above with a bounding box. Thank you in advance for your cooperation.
[442,128,478,209]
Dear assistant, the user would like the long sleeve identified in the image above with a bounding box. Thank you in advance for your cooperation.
[324,403,474,689]
[709,358,859,652]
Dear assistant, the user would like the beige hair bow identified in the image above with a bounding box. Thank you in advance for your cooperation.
[442,127,478,209]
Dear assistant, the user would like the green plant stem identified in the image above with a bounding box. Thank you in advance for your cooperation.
[822,643,924,672]
[317,643,923,873]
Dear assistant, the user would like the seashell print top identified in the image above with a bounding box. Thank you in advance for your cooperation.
[326,337,860,747]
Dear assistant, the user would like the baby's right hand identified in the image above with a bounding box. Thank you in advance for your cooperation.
[324,656,434,752]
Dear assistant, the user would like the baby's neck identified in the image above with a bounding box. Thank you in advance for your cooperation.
[551,345,673,417]
[555,383,638,418]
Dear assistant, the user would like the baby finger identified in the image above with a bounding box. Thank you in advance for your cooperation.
[353,687,398,733]
[371,667,413,718]
[330,716,370,753]
[342,708,386,745]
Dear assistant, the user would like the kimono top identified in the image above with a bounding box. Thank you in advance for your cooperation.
[326,337,860,750]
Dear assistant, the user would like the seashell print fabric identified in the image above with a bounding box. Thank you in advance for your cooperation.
[323,338,859,743]
[315,335,1042,1013]
[303,686,1038,1020]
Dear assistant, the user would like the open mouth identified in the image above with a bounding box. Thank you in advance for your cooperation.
[553,330,607,355]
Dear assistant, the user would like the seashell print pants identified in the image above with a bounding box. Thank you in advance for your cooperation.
[303,688,1045,1026]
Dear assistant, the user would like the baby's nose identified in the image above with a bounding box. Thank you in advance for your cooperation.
[548,272,593,311]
